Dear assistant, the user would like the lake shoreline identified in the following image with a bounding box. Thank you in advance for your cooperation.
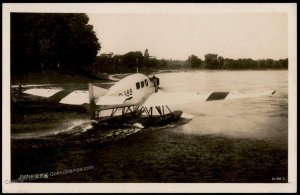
[11,69,287,85]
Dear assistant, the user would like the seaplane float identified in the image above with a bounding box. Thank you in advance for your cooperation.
[22,73,277,129]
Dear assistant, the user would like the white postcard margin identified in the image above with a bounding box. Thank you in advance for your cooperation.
[2,3,297,193]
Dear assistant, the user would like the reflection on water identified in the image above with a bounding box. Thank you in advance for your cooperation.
[11,70,288,183]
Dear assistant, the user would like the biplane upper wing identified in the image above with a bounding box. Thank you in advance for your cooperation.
[142,90,276,107]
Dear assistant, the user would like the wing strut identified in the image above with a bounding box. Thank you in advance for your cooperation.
[108,106,141,118]
[165,106,174,117]
[99,105,176,119]
[110,108,119,118]
[139,105,174,118]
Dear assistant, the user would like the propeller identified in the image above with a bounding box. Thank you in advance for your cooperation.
[157,86,167,91]
[149,75,170,92]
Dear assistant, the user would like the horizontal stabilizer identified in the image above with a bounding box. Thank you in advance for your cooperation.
[23,88,63,98]
[59,90,89,105]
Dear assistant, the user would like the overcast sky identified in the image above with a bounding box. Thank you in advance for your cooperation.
[87,13,287,60]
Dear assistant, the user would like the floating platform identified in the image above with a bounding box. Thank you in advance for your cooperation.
[92,110,183,129]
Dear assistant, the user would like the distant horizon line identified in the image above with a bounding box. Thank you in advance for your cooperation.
[97,51,288,61]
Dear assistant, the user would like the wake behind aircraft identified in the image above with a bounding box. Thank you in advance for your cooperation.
[22,72,276,128]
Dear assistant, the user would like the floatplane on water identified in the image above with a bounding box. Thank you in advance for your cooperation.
[22,72,276,128]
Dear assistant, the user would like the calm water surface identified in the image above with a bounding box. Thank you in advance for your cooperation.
[11,70,288,183]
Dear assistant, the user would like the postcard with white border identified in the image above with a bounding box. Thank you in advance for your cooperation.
[2,3,297,193]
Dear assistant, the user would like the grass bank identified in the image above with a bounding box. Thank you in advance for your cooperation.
[11,70,111,85]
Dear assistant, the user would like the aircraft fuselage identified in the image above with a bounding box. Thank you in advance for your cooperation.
[98,73,156,110]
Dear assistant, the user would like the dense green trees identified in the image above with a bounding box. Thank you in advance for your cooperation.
[11,13,100,76]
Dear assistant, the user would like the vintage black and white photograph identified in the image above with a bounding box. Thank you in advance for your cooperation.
[2,3,297,193]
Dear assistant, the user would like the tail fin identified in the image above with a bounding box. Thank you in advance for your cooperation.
[88,83,108,119]
[88,83,108,101]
